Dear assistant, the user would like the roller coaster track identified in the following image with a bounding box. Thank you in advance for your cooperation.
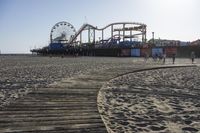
[69,22,146,44]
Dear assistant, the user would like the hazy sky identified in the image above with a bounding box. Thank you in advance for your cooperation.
[0,0,199,53]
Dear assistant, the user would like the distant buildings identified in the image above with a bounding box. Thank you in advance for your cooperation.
[148,39,190,47]
[148,38,200,47]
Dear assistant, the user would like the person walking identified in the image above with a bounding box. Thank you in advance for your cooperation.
[172,53,176,64]
[191,51,195,64]
[144,52,149,62]
[163,52,166,64]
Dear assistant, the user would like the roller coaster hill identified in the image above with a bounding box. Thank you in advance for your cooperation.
[31,21,200,57]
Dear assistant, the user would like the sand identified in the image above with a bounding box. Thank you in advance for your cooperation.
[0,55,146,108]
[1,55,199,133]
[98,67,200,133]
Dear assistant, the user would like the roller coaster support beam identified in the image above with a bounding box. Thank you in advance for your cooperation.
[130,30,132,41]
[88,28,90,43]
[118,31,120,40]
[123,24,125,42]
[80,32,82,44]
[93,29,95,43]
[102,30,104,44]
[142,25,147,42]
[111,25,113,41]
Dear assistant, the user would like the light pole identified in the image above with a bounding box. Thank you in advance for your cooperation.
[152,32,155,45]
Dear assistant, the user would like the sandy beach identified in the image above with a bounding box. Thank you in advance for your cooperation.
[0,55,199,132]
[0,56,147,108]
[98,67,200,133]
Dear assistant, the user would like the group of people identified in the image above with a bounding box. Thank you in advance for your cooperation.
[144,52,167,64]
[171,51,196,64]
[144,51,196,64]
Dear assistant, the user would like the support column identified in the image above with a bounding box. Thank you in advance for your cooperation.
[93,29,95,43]
[80,32,82,44]
[118,31,120,41]
[50,34,52,43]
[144,26,147,43]
[130,30,132,41]
[152,31,155,45]
[123,24,125,42]
[143,32,147,43]
[111,25,113,40]
[102,30,104,44]
[88,28,90,43]
[142,28,144,43]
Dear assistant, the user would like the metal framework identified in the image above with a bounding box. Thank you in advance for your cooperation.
[69,22,147,46]
[31,21,147,55]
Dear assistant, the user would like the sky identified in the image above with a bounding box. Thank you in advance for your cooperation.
[0,0,199,53]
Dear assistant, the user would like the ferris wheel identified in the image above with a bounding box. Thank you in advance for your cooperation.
[50,21,76,43]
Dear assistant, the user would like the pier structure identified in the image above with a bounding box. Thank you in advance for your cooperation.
[31,21,147,56]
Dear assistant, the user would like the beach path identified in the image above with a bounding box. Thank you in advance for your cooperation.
[0,64,195,133]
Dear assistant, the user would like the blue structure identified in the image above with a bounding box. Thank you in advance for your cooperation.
[131,49,140,57]
[152,48,163,56]
[48,43,65,51]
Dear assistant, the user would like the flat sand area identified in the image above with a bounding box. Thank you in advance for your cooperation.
[0,56,142,107]
[0,55,199,132]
